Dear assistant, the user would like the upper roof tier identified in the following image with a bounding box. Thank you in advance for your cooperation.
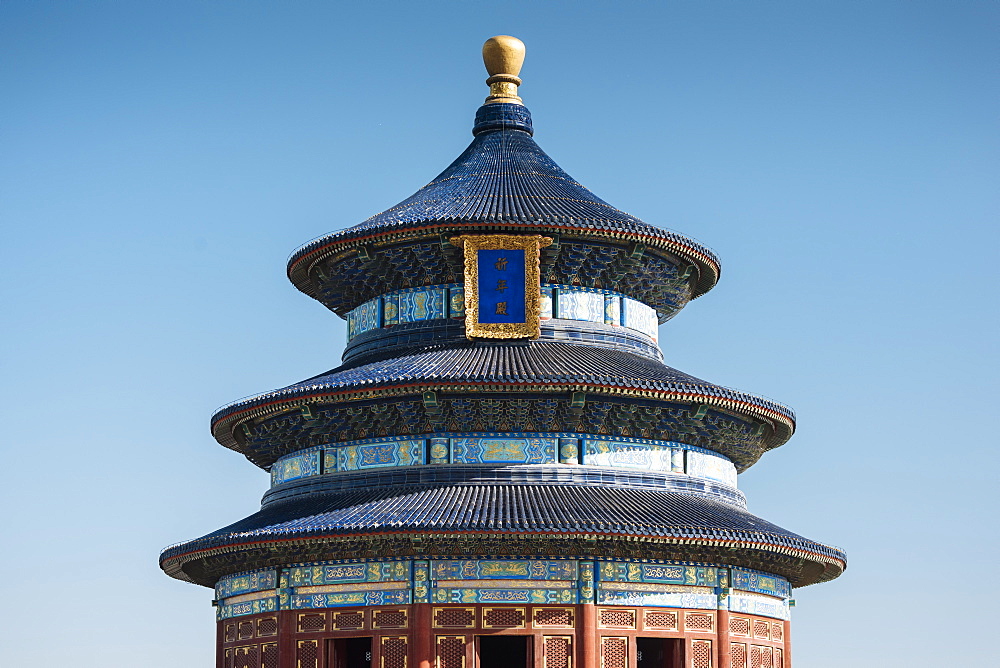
[286,45,721,320]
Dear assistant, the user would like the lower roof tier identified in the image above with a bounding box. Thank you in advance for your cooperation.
[159,482,845,588]
[214,341,794,471]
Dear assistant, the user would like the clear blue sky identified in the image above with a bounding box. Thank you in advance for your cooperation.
[2,2,997,666]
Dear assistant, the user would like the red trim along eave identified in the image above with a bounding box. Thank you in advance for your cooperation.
[160,529,845,584]
[210,381,795,448]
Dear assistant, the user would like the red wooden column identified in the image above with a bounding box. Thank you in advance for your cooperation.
[278,610,296,668]
[413,603,434,668]
[580,603,597,668]
[717,608,731,668]
[783,618,792,668]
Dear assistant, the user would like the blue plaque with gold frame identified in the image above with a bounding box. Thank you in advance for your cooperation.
[450,234,552,339]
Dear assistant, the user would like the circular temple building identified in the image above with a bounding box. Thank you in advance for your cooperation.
[161,35,845,668]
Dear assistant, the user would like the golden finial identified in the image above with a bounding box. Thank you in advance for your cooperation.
[482,35,525,105]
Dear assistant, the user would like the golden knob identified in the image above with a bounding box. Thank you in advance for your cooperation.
[482,35,525,105]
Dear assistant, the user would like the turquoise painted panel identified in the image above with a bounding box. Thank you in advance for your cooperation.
[623,297,658,339]
[731,568,792,598]
[604,294,621,325]
[597,586,717,609]
[540,286,554,319]
[270,451,321,486]
[218,596,279,620]
[598,561,719,587]
[397,287,446,323]
[347,298,380,339]
[336,439,425,471]
[289,589,411,609]
[558,289,605,323]
[433,587,577,604]
[728,593,790,620]
[382,292,399,326]
[584,439,677,472]
[287,561,411,587]
[216,569,279,598]
[449,287,465,318]
[432,560,577,581]
[687,450,738,487]
[450,437,556,464]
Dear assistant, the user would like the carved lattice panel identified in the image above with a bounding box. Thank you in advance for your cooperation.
[644,610,678,630]
[753,620,770,640]
[483,607,526,629]
[297,640,319,668]
[225,623,237,643]
[599,609,636,629]
[262,643,279,668]
[770,622,783,641]
[436,635,466,668]
[691,639,712,668]
[774,648,783,668]
[257,616,278,637]
[224,648,234,668]
[601,636,628,668]
[730,617,751,637]
[374,609,409,629]
[760,645,774,668]
[235,645,258,668]
[534,607,574,627]
[685,612,714,632]
[238,621,254,640]
[750,645,762,668]
[333,611,365,630]
[731,643,748,668]
[433,608,475,628]
[297,613,327,633]
[381,636,407,668]
[543,636,572,668]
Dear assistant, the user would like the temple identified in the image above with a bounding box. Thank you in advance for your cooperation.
[161,35,845,668]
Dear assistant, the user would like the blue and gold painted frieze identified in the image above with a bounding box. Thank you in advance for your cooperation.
[449,437,555,464]
[346,284,659,342]
[214,558,791,620]
[268,433,738,491]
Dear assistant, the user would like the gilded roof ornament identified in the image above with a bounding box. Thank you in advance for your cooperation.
[482,35,525,104]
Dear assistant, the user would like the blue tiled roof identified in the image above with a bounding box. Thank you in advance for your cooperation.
[160,483,845,585]
[211,341,794,438]
[287,103,720,297]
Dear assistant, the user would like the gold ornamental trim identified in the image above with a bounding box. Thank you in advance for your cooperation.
[450,234,552,339]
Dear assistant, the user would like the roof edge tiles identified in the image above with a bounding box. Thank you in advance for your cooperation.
[286,103,721,301]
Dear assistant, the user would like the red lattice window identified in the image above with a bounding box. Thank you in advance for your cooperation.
[297,640,319,668]
[534,608,574,627]
[691,639,712,668]
[257,617,278,637]
[483,607,525,628]
[731,642,748,668]
[730,617,751,636]
[436,635,466,668]
[381,636,407,668]
[374,610,409,628]
[297,613,327,633]
[770,622,783,641]
[601,637,627,668]
[599,609,636,628]
[750,645,762,668]
[224,623,237,643]
[333,611,365,630]
[753,620,770,640]
[224,648,234,668]
[235,645,258,668]
[544,636,572,668]
[644,611,678,630]
[434,608,475,628]
[685,612,714,632]
[760,645,774,668]
[774,648,783,668]
[238,621,254,640]
[262,643,279,668]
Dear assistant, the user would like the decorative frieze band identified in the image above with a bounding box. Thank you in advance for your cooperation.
[214,559,791,621]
